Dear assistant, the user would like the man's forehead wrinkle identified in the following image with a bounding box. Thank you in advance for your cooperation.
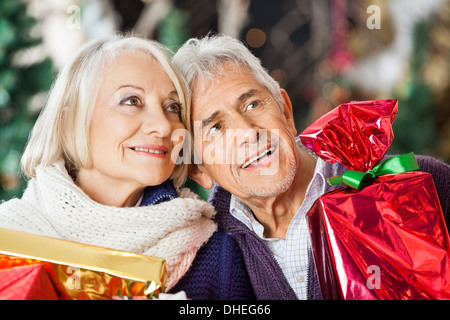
[192,63,261,135]
[192,61,247,96]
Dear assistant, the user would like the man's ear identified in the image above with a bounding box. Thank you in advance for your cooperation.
[280,89,297,136]
[188,164,214,189]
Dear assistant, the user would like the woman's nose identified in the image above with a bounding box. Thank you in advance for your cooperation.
[140,109,172,137]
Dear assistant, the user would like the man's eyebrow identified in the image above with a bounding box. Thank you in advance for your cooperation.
[199,89,259,130]
[201,110,221,130]
[237,89,259,103]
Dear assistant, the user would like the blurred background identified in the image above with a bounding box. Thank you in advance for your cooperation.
[1,0,449,201]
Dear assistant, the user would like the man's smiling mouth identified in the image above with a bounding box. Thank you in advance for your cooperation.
[240,147,274,169]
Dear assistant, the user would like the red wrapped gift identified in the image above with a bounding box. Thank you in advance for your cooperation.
[300,99,450,300]
[0,264,58,300]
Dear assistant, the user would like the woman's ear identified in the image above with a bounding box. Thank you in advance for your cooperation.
[280,89,297,136]
[188,164,214,189]
[61,106,69,130]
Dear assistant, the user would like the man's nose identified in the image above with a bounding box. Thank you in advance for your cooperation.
[230,115,258,147]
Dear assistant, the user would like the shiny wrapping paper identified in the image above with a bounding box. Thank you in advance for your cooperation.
[300,99,450,299]
[301,99,397,172]
[0,264,59,300]
[0,227,166,300]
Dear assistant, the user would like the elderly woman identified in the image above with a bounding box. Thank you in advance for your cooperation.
[0,35,255,299]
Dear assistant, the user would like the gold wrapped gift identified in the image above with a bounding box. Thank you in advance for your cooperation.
[0,227,166,300]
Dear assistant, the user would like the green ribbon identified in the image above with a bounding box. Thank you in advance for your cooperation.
[327,152,419,190]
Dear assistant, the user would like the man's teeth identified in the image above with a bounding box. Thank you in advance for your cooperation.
[241,148,273,169]
[133,147,165,154]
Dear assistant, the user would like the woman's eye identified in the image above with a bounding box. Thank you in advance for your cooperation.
[166,102,182,115]
[120,96,141,106]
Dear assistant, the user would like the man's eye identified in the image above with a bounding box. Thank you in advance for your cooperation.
[245,101,260,111]
[209,123,222,134]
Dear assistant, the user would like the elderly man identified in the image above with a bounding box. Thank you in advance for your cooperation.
[173,34,450,300]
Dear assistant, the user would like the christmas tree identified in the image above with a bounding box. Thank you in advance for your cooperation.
[389,20,438,157]
[0,0,54,201]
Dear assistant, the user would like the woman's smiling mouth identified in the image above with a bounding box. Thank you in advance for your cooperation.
[129,144,168,157]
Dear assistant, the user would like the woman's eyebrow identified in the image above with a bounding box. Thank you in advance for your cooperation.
[116,85,145,92]
[116,87,179,100]
[167,90,179,98]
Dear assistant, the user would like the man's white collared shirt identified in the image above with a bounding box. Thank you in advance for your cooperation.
[230,157,328,300]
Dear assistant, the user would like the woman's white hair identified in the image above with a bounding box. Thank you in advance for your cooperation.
[172,33,283,109]
[21,34,189,187]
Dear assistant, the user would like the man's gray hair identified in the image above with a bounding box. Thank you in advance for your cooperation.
[173,34,284,109]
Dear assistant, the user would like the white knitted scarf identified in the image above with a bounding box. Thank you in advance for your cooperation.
[0,162,217,290]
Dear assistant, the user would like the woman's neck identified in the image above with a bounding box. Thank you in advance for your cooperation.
[75,168,145,207]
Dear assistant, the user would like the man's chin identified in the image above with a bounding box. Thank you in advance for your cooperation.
[230,143,298,198]
[241,177,294,198]
[234,165,296,198]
